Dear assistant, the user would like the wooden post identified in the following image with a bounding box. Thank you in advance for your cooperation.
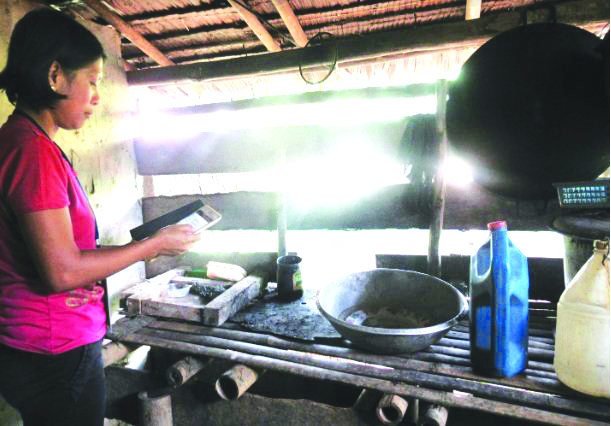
[166,356,208,387]
[278,144,288,258]
[138,391,173,426]
[215,364,259,400]
[410,396,421,424]
[376,393,409,425]
[465,0,482,20]
[427,79,449,278]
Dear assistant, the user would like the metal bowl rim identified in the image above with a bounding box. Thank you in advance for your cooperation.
[315,268,469,337]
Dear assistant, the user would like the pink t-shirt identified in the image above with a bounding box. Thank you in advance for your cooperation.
[0,113,106,354]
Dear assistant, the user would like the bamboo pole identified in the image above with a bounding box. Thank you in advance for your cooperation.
[102,341,139,367]
[271,0,308,47]
[215,364,259,400]
[465,0,482,20]
[166,356,208,387]
[409,396,420,424]
[421,404,449,426]
[138,391,173,426]
[134,326,607,418]
[376,393,408,425]
[148,320,569,396]
[227,0,281,52]
[427,79,449,277]
[119,332,608,426]
[277,144,287,258]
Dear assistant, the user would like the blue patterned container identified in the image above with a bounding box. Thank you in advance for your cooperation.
[469,220,530,377]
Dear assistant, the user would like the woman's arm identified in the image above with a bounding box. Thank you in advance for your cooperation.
[18,207,201,293]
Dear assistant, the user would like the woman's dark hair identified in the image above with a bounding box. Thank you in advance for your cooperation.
[0,8,106,111]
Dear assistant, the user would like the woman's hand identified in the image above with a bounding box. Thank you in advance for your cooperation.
[18,208,203,293]
[151,224,202,257]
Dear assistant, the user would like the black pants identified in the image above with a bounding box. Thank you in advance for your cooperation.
[0,340,106,426]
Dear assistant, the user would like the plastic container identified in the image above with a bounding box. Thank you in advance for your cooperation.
[554,240,610,397]
[469,220,530,377]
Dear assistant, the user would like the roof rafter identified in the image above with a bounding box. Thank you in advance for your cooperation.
[82,0,174,66]
[270,0,309,47]
[126,0,609,86]
[227,0,282,51]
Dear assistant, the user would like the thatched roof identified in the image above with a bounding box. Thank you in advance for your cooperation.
[46,0,609,105]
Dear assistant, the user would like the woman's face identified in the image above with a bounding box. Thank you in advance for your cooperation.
[52,58,103,130]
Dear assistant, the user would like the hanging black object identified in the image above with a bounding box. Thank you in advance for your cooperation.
[398,114,438,214]
[446,23,609,200]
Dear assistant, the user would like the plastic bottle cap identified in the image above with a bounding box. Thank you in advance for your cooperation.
[487,220,507,231]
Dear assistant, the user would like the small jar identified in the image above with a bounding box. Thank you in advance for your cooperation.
[276,255,303,301]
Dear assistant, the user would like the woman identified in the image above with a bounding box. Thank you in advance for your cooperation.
[0,8,200,425]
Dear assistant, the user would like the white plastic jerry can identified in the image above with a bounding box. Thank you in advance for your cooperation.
[554,240,610,398]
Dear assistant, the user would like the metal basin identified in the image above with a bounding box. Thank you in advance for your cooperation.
[316,269,468,354]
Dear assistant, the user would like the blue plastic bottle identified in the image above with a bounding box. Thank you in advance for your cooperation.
[469,220,529,377]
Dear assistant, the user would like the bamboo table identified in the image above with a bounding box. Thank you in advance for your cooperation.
[107,301,609,426]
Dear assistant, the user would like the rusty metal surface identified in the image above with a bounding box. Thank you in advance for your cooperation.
[316,269,468,354]
[230,288,341,341]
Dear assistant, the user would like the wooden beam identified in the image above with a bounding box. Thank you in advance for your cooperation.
[134,119,410,174]
[227,0,281,52]
[465,0,482,20]
[271,0,309,47]
[202,275,265,326]
[150,83,436,116]
[82,0,174,66]
[140,184,562,232]
[126,0,609,86]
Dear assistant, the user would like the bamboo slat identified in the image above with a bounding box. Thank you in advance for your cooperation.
[116,332,609,426]
[107,298,608,426]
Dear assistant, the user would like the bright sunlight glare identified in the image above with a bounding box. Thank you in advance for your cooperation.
[133,96,437,141]
[443,155,474,186]
[285,146,408,206]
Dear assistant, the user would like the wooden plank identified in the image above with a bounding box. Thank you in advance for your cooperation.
[122,268,186,314]
[126,0,609,86]
[124,273,265,324]
[139,294,206,322]
[202,275,265,326]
